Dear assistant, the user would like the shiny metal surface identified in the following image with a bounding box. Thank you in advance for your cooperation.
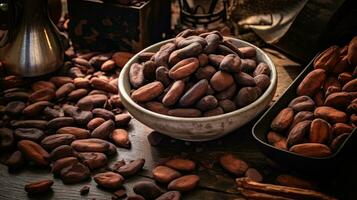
[0,0,64,77]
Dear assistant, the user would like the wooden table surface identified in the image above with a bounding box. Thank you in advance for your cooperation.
[0,50,355,199]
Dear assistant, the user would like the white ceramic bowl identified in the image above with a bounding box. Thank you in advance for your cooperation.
[118,37,277,141]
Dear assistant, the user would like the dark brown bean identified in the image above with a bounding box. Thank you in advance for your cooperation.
[203,106,224,117]
[79,152,107,170]
[57,127,90,139]
[91,120,115,139]
[0,128,14,151]
[179,79,208,107]
[167,175,200,192]
[94,172,124,189]
[210,71,234,92]
[63,104,93,125]
[220,54,241,73]
[154,42,176,67]
[110,129,131,148]
[234,72,256,87]
[47,117,74,130]
[114,113,131,127]
[253,63,270,77]
[133,181,164,199]
[254,74,270,91]
[10,120,48,129]
[131,81,164,103]
[152,166,181,183]
[165,158,196,171]
[92,108,115,120]
[195,95,218,111]
[239,46,256,58]
[23,101,53,116]
[41,134,76,150]
[208,54,224,67]
[6,150,25,170]
[77,94,108,111]
[115,159,145,177]
[287,120,312,147]
[52,157,79,174]
[49,145,74,161]
[240,59,257,73]
[129,63,145,88]
[14,128,45,142]
[18,140,49,166]
[168,108,202,117]
[288,96,315,112]
[162,80,186,107]
[67,89,88,101]
[169,42,203,65]
[169,57,200,80]
[204,33,221,54]
[60,162,90,184]
[56,83,75,99]
[29,88,55,103]
[145,101,170,115]
[235,87,261,108]
[219,154,248,176]
[25,180,53,194]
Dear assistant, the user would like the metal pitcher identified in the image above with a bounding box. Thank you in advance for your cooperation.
[0,0,64,77]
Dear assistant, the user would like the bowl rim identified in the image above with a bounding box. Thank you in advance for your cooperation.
[118,37,277,122]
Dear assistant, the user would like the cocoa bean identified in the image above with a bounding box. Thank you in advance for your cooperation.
[338,72,353,85]
[154,42,176,67]
[222,40,244,57]
[288,96,315,112]
[287,120,311,147]
[145,102,170,115]
[114,113,131,127]
[254,74,270,91]
[177,36,207,49]
[89,53,112,68]
[342,79,357,92]
[6,150,25,170]
[47,117,74,130]
[235,87,261,108]
[195,65,216,80]
[79,152,107,170]
[169,57,199,80]
[91,120,115,139]
[323,77,341,92]
[197,53,208,67]
[92,108,115,120]
[155,66,171,86]
[208,54,224,67]
[60,162,90,184]
[25,180,53,194]
[52,157,79,174]
[49,145,74,161]
[240,59,257,73]
[49,76,73,87]
[67,89,88,101]
[219,99,236,113]
[289,143,332,158]
[234,72,256,87]
[101,59,116,71]
[297,69,326,97]
[91,77,118,94]
[57,127,90,139]
[0,128,14,151]
[179,79,208,107]
[239,46,256,58]
[23,101,53,116]
[112,52,134,68]
[203,106,224,117]
[165,158,196,172]
[87,117,105,130]
[210,71,234,91]
[314,106,347,123]
[31,81,56,91]
[167,175,200,192]
[138,52,155,62]
[168,108,202,117]
[332,123,353,137]
[55,83,75,99]
[5,101,26,116]
[253,63,270,77]
[347,36,357,65]
[324,92,352,109]
[77,94,108,111]
[29,89,55,103]
[313,90,325,107]
[152,166,181,183]
[94,172,124,189]
[131,81,164,103]
[44,107,63,119]
[133,181,164,199]
[219,54,241,73]
[245,168,263,182]
[203,33,221,54]
[74,77,90,88]
[18,140,49,166]
[41,134,76,150]
[313,46,340,72]
[142,60,158,81]
[216,84,237,100]
[219,154,248,176]
[129,63,145,88]
[110,129,131,148]
[156,191,181,200]
[4,91,29,102]
[169,42,203,65]
[290,111,314,129]
[63,104,93,124]
[115,159,145,177]
[267,131,287,150]
[330,133,350,152]
[14,128,45,142]
[195,95,218,111]
[309,119,331,144]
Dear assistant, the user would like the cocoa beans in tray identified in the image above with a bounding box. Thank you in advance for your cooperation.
[129,29,271,117]
[268,35,357,158]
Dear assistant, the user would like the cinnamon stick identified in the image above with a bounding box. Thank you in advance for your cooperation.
[236,178,337,200]
[238,188,296,200]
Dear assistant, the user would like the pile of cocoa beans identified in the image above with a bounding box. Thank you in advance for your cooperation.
[0,50,165,195]
[268,36,357,158]
[129,29,271,117]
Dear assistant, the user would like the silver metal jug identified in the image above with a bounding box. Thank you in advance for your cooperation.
[0,0,64,77]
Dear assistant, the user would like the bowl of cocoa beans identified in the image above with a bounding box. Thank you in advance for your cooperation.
[119,29,277,141]
[253,36,357,174]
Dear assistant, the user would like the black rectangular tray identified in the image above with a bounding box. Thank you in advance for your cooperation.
[252,57,357,175]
